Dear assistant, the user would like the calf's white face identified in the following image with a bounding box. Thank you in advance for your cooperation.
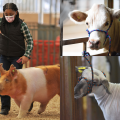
[86,5,111,49]
[69,4,120,50]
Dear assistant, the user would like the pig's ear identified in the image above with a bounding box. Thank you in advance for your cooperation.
[107,7,120,19]
[68,10,88,23]
[101,79,111,94]
[0,63,6,75]
[9,64,18,79]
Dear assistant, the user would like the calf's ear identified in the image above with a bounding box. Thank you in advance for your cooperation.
[101,79,111,94]
[107,7,120,19]
[9,64,18,79]
[68,10,88,23]
[0,63,6,75]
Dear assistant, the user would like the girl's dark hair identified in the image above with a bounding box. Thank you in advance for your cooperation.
[2,3,20,26]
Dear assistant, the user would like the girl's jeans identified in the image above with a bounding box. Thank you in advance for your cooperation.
[0,55,23,111]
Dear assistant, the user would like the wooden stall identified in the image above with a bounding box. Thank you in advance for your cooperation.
[60,56,120,120]
[60,56,84,120]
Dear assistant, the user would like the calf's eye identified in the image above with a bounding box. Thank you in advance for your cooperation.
[105,21,109,26]
[86,22,88,25]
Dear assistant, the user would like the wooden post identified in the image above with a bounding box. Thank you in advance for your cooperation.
[83,42,86,51]
[60,1,63,56]
[106,57,120,83]
[60,56,84,120]
[104,0,113,8]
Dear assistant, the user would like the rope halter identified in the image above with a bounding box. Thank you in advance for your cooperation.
[86,20,113,56]
[77,52,106,95]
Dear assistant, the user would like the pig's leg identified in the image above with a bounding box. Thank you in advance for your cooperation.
[38,102,48,114]
[17,96,33,118]
[14,99,21,107]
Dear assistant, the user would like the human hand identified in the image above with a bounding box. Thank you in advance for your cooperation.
[19,56,29,64]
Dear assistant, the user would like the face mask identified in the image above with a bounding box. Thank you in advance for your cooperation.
[5,14,15,23]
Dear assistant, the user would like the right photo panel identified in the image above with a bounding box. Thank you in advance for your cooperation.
[60,0,120,120]
[60,56,120,120]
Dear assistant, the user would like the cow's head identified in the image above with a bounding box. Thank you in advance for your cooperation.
[69,4,120,50]
[74,67,110,99]
[0,64,18,95]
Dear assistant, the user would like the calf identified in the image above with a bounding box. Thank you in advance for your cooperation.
[0,64,60,118]
[74,67,120,120]
[69,4,120,54]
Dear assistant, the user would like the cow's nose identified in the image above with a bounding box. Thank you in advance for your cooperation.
[95,41,100,45]
[89,39,100,44]
[89,39,100,49]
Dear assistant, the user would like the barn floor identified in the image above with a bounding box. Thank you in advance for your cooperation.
[0,95,60,120]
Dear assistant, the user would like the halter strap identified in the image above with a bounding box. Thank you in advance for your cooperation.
[86,20,113,56]
[77,76,102,95]
[77,52,106,95]
[82,51,93,85]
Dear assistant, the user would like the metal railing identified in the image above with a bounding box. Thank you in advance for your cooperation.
[26,24,60,67]
[0,0,39,13]
[63,37,109,56]
[28,24,60,40]
[0,0,60,13]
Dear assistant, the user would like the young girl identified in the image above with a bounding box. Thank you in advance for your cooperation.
[0,3,33,115]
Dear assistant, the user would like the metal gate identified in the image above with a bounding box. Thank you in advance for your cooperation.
[28,24,60,67]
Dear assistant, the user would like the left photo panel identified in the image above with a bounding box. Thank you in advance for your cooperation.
[0,0,60,120]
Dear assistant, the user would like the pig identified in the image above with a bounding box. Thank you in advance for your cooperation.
[0,63,60,118]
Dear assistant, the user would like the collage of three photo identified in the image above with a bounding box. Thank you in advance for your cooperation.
[0,0,120,120]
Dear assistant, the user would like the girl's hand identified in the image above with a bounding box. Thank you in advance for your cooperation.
[20,56,29,64]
